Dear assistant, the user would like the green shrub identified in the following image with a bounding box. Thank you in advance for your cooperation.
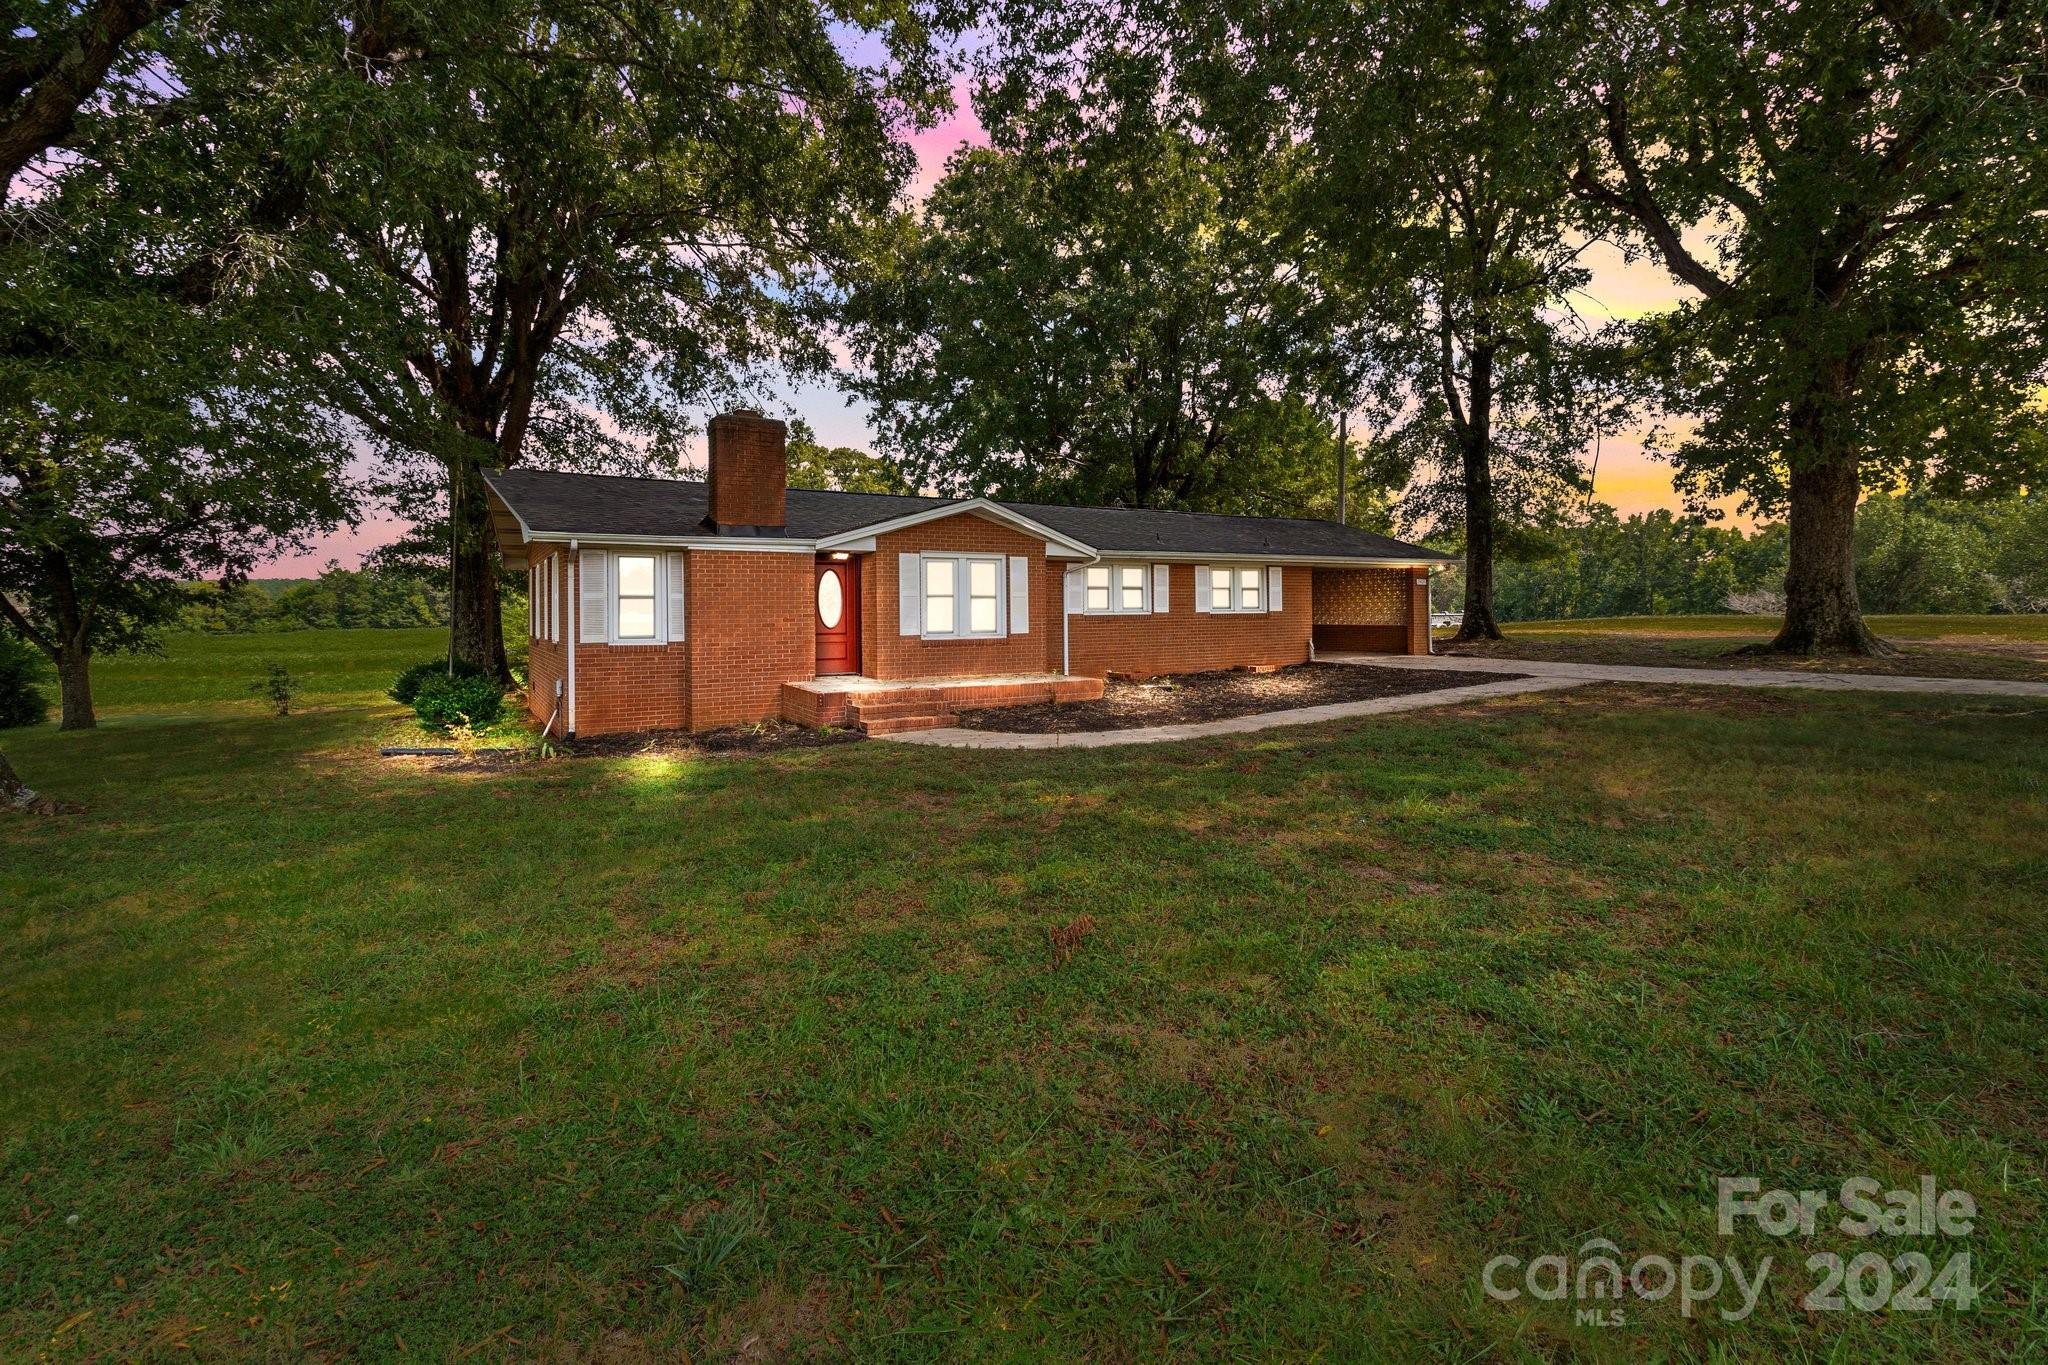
[389,657,488,706]
[412,672,505,732]
[250,661,301,717]
[0,633,51,730]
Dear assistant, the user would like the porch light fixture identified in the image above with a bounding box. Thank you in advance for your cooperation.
[828,551,852,561]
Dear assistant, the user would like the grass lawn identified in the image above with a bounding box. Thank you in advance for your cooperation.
[85,627,453,713]
[1445,614,2048,681]
[3,629,2045,1358]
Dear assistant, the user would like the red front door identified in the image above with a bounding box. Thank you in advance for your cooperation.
[814,557,860,675]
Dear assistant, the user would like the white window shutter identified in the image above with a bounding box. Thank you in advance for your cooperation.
[529,566,537,636]
[1194,566,1211,613]
[1009,556,1029,634]
[1267,565,1283,612]
[580,550,609,642]
[898,553,921,635]
[1151,564,1170,613]
[552,561,561,642]
[1065,567,1084,614]
[665,552,686,642]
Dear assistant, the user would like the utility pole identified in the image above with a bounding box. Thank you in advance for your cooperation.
[1335,409,1348,526]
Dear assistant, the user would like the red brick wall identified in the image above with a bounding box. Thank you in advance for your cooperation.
[1409,569,1431,655]
[524,547,569,735]
[572,636,690,735]
[1063,564,1312,678]
[863,514,1054,680]
[707,411,787,530]
[685,549,814,729]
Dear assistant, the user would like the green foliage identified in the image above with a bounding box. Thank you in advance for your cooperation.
[1468,493,2047,622]
[785,422,915,495]
[1568,0,2048,512]
[1482,506,1782,621]
[849,47,1364,513]
[277,0,951,673]
[411,672,506,732]
[0,632,51,730]
[1219,0,1617,543]
[179,565,454,634]
[0,0,362,711]
[389,658,490,707]
[249,662,302,718]
[1854,494,2048,616]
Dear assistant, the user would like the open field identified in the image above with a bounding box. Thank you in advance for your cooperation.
[84,626,451,713]
[1446,614,2048,681]
[3,629,2045,1357]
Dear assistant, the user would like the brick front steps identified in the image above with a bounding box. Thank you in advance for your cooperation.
[781,674,1105,734]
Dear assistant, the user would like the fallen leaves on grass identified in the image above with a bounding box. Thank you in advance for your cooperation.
[1048,914,1097,965]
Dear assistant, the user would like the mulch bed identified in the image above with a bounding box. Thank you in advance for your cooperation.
[951,661,1523,734]
[564,718,865,759]
[383,718,863,769]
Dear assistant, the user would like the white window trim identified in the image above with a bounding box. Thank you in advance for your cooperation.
[1082,561,1152,615]
[609,551,666,645]
[1206,564,1268,614]
[920,552,1007,639]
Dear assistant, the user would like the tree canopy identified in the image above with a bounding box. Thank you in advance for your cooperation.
[1564,0,2048,652]
[288,0,953,677]
[848,40,1364,515]
[1,0,360,728]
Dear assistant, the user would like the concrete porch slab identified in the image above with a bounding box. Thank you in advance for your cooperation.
[782,672,1104,730]
[787,671,1088,696]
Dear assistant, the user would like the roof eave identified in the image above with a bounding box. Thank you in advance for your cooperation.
[813,498,1098,557]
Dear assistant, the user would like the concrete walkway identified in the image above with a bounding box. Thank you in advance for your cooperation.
[877,675,1586,750]
[1328,652,2048,698]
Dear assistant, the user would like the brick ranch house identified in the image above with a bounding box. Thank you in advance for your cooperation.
[483,410,1457,737]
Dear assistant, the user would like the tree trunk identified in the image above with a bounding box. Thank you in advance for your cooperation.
[55,640,95,730]
[447,457,510,681]
[1453,345,1504,643]
[0,747,76,815]
[1766,443,1890,656]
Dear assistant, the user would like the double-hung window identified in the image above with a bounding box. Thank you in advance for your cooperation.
[1208,565,1265,613]
[1084,563,1149,614]
[614,554,659,641]
[923,554,1003,637]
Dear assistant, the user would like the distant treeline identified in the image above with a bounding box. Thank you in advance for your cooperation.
[178,565,459,633]
[1433,495,2048,622]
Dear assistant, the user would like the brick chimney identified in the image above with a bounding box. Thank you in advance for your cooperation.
[704,409,788,534]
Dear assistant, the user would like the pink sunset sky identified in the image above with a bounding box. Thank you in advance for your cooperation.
[265,78,1706,576]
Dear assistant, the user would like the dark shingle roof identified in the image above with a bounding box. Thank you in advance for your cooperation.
[482,468,1454,563]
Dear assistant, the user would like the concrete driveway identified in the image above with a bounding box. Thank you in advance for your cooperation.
[1327,651,2048,698]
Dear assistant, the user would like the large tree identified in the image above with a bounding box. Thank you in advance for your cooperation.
[1189,0,1613,640]
[848,43,1365,514]
[1565,0,2048,654]
[0,0,185,202]
[1,1,360,730]
[304,0,946,679]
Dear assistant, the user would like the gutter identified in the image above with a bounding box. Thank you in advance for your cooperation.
[566,543,578,738]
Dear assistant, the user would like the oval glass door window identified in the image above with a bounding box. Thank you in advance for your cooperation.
[817,569,844,628]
